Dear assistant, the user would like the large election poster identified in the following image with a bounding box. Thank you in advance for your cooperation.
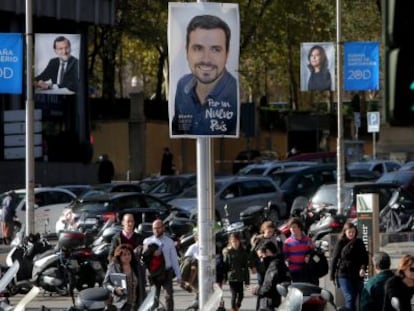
[168,3,240,138]
[300,42,335,92]
[34,34,81,95]
[0,33,23,94]
[344,42,379,91]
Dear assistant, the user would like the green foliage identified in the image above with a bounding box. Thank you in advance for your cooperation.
[89,0,381,109]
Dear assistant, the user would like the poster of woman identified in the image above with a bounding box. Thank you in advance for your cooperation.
[300,42,335,92]
[168,2,240,138]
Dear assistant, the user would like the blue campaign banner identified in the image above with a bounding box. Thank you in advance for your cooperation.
[0,33,23,94]
[344,42,379,91]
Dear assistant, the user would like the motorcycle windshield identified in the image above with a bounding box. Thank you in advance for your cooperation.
[0,260,19,292]
[137,286,157,311]
[278,287,303,311]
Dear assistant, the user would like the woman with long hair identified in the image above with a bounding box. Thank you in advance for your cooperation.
[330,222,368,311]
[103,244,146,311]
[307,45,332,91]
[383,254,414,311]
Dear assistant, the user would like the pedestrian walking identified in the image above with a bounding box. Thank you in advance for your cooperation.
[250,221,284,285]
[103,244,146,310]
[247,241,290,311]
[223,233,250,311]
[283,217,315,283]
[108,213,144,261]
[360,251,394,311]
[98,154,115,183]
[330,222,368,311]
[160,147,174,175]
[143,219,182,311]
[383,254,414,311]
[1,190,18,245]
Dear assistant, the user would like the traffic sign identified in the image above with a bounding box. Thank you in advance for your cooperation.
[367,111,380,133]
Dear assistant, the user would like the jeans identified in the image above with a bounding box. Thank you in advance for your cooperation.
[338,277,362,311]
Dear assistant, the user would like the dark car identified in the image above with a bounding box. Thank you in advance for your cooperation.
[376,170,414,196]
[268,164,350,211]
[146,174,196,201]
[79,182,143,198]
[70,192,171,232]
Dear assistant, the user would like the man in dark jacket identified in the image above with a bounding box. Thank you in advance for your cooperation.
[360,252,394,311]
[248,241,290,310]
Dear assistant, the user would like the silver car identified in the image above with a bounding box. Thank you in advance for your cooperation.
[168,176,287,223]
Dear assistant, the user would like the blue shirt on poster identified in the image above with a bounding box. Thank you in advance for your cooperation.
[173,69,237,136]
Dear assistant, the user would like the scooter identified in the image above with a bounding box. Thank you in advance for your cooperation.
[67,285,166,311]
[277,282,338,311]
[5,227,52,295]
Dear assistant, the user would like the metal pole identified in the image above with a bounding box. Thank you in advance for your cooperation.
[195,0,215,308]
[197,138,215,309]
[336,0,345,215]
[25,0,35,235]
[372,133,376,160]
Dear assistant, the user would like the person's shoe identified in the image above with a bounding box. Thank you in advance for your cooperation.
[180,282,193,293]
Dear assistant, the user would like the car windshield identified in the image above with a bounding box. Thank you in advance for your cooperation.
[70,200,110,214]
[238,167,266,176]
[311,186,353,209]
[377,173,413,184]
[348,162,371,170]
[179,181,224,198]
[271,172,298,188]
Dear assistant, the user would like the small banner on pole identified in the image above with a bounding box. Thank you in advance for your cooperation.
[344,42,379,91]
[0,33,23,94]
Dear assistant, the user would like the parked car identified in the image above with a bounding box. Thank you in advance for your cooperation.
[54,185,93,197]
[399,161,414,171]
[376,170,414,197]
[146,174,196,201]
[237,161,317,176]
[268,164,349,211]
[347,160,401,176]
[287,151,337,163]
[79,182,143,199]
[0,187,77,236]
[168,175,287,223]
[70,192,171,232]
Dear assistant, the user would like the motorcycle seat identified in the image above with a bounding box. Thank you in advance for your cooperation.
[77,287,110,303]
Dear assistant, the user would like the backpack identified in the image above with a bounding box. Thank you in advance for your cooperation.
[306,247,329,278]
[142,243,166,284]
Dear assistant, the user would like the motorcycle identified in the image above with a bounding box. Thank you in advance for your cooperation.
[277,282,338,311]
[5,227,52,295]
[90,219,122,267]
[66,285,166,311]
[307,209,348,241]
[30,230,105,295]
[379,189,414,233]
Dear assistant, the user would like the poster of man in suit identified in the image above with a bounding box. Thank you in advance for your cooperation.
[34,33,80,94]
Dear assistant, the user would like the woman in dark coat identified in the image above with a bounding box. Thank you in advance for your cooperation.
[330,222,368,311]
[383,254,414,311]
[103,244,146,310]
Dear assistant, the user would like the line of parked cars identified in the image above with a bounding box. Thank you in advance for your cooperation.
[2,156,414,243]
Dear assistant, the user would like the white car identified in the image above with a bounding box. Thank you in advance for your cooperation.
[0,187,76,237]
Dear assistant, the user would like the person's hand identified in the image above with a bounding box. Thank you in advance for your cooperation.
[35,80,50,90]
[154,249,162,256]
[114,287,124,296]
[176,278,183,286]
[247,285,258,295]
